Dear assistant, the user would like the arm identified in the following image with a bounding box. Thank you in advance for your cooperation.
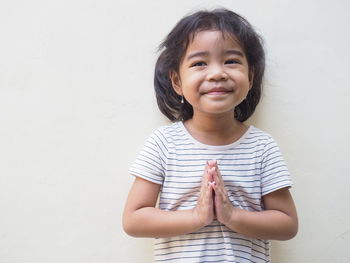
[224,188,298,240]
[210,161,298,240]
[122,173,214,238]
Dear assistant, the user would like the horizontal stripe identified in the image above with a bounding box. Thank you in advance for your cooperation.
[129,122,291,262]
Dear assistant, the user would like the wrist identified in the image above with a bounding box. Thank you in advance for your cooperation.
[191,208,207,230]
[223,207,240,230]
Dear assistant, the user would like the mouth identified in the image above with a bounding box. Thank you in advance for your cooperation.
[204,87,233,95]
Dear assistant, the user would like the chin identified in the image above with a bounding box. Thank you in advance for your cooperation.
[202,107,235,116]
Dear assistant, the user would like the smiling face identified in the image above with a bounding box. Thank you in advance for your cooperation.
[171,30,251,119]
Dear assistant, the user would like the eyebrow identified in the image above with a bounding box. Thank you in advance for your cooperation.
[186,49,245,61]
[225,49,244,57]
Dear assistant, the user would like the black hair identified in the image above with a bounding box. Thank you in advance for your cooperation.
[154,8,265,122]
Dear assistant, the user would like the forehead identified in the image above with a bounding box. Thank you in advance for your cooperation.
[186,30,243,52]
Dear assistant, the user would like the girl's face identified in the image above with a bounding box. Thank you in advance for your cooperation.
[171,30,251,118]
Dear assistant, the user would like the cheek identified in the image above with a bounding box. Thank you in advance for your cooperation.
[182,72,203,88]
[233,71,250,85]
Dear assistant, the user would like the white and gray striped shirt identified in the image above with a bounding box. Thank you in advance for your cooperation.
[129,122,292,263]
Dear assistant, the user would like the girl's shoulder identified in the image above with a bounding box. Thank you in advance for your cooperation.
[156,121,181,133]
[248,126,275,142]
[248,126,285,156]
[147,122,185,145]
[150,122,181,137]
[240,126,285,155]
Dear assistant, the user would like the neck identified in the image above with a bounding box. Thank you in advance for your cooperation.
[192,112,238,132]
[184,111,247,145]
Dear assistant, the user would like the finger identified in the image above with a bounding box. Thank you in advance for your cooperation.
[214,163,221,178]
[213,179,226,198]
[214,183,229,207]
[205,183,213,200]
[208,166,219,186]
[208,166,216,181]
[213,181,224,197]
[207,161,219,178]
[213,180,229,205]
[207,167,218,189]
[201,162,210,188]
[212,168,225,194]
[200,181,213,209]
[205,161,213,181]
[213,187,222,202]
[207,160,217,167]
[213,165,224,187]
[201,164,215,199]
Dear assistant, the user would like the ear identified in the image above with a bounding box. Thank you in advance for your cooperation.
[249,79,254,90]
[249,70,254,90]
[169,70,182,96]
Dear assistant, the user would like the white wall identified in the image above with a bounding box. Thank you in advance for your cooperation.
[1,0,349,262]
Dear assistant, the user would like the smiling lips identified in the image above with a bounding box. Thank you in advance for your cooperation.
[204,87,233,95]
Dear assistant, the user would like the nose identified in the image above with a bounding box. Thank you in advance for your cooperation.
[206,64,228,81]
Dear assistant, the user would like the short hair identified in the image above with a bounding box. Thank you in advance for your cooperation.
[154,8,265,122]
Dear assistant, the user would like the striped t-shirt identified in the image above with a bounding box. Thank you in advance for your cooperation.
[129,122,292,263]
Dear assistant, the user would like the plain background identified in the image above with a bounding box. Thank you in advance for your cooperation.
[1,0,350,262]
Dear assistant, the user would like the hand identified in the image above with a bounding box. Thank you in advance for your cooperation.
[207,160,235,225]
[192,162,215,228]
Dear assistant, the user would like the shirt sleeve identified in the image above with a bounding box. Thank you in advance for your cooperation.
[129,130,165,185]
[261,136,293,196]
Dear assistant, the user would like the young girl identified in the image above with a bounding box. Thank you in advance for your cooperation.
[123,8,298,263]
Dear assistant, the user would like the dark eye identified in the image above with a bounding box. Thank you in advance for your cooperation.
[191,61,206,67]
[225,59,240,65]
